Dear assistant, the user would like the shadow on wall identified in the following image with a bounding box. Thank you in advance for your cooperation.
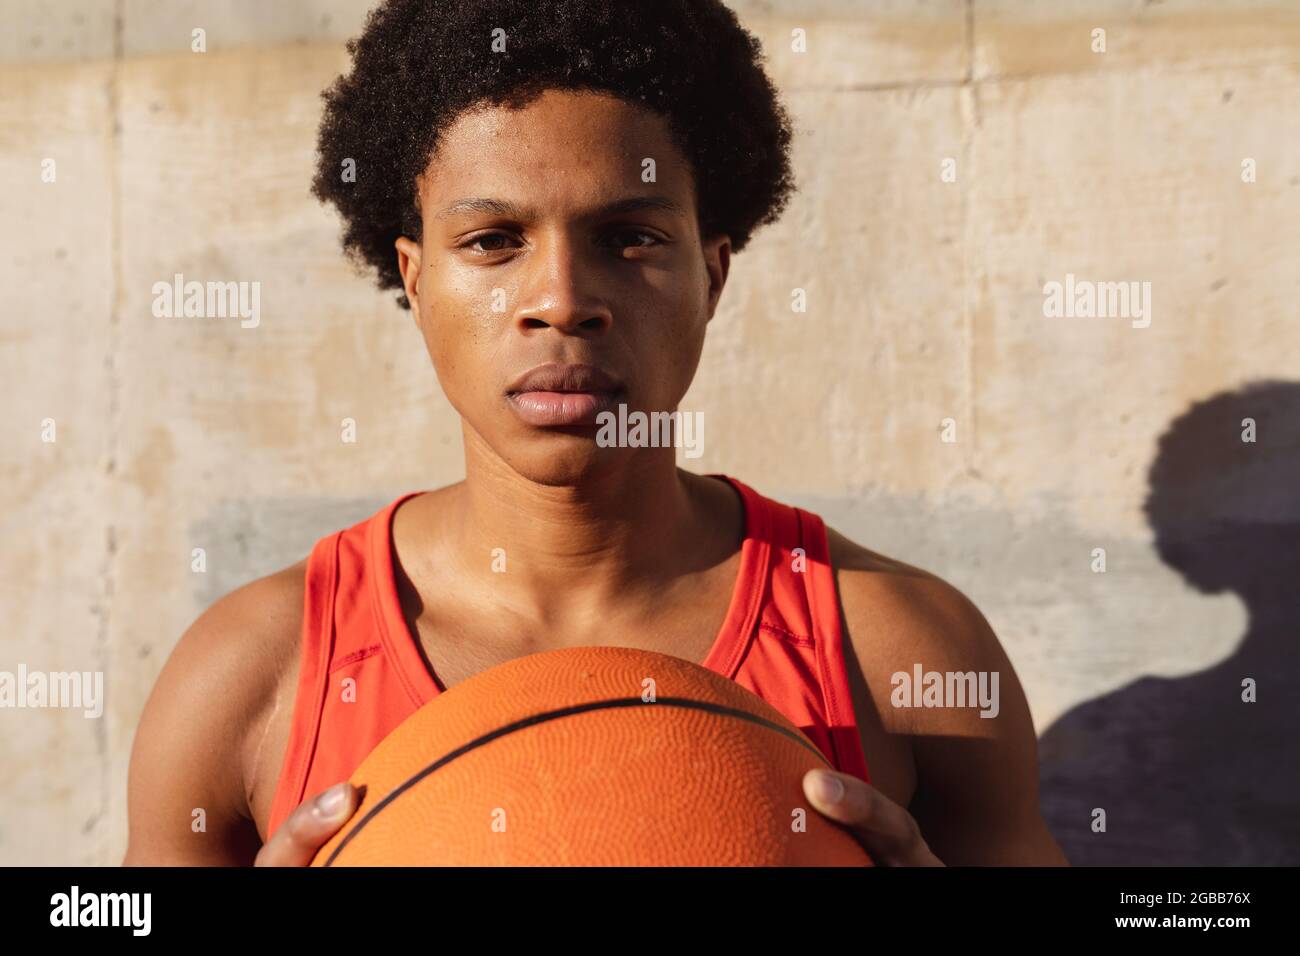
[1038,381,1300,865]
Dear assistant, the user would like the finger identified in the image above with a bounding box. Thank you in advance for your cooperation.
[802,769,943,866]
[254,782,358,867]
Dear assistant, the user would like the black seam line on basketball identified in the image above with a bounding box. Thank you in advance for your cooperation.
[322,695,833,866]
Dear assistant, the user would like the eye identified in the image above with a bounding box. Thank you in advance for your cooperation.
[607,229,662,251]
[460,232,519,254]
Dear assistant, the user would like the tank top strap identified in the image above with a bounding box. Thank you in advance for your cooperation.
[713,475,872,783]
[266,529,342,839]
[793,505,870,779]
[714,475,821,636]
[267,493,428,839]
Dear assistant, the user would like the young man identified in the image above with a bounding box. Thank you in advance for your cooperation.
[124,0,1067,866]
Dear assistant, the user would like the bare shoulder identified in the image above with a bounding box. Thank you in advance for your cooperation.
[825,525,1068,864]
[825,526,1009,728]
[123,561,306,865]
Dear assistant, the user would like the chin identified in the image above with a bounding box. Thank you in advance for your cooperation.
[501,431,629,487]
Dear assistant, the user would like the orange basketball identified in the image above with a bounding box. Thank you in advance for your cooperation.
[311,645,872,866]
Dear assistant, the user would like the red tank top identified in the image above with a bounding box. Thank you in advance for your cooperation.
[267,474,871,839]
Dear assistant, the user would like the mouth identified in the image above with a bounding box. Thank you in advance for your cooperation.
[505,363,626,428]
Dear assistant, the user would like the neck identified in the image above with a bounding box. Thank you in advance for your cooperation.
[442,429,731,624]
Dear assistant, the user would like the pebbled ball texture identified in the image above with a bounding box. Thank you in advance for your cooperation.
[312,646,872,867]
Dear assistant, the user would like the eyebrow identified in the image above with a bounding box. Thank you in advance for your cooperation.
[434,195,686,222]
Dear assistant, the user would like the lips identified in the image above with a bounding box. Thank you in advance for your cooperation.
[506,363,625,427]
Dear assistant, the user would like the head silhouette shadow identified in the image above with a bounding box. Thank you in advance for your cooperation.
[1037,380,1300,865]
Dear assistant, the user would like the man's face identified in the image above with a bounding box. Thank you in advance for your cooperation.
[396,88,730,485]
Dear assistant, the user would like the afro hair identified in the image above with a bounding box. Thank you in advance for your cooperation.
[311,0,796,308]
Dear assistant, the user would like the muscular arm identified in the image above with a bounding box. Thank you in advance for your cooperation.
[831,530,1068,866]
[122,565,303,865]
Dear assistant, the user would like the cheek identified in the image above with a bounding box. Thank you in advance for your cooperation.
[419,277,496,374]
[644,275,709,353]
[631,303,709,407]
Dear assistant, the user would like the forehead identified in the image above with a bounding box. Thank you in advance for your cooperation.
[419,89,692,210]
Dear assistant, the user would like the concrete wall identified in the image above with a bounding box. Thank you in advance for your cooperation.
[1,0,1296,865]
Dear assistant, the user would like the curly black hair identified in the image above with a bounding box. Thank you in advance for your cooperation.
[311,0,796,308]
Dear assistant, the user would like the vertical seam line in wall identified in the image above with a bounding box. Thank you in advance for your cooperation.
[94,0,126,864]
[961,0,980,479]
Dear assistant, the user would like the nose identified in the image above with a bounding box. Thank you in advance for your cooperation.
[511,234,613,337]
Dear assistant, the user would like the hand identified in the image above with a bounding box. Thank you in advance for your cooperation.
[253,782,360,866]
[803,768,944,866]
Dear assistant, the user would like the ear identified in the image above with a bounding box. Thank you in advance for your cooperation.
[702,234,731,322]
[395,236,423,317]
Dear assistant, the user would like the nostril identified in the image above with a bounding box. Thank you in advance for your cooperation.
[518,315,608,332]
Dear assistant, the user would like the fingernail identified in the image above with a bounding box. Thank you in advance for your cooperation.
[810,770,845,805]
[315,783,348,817]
